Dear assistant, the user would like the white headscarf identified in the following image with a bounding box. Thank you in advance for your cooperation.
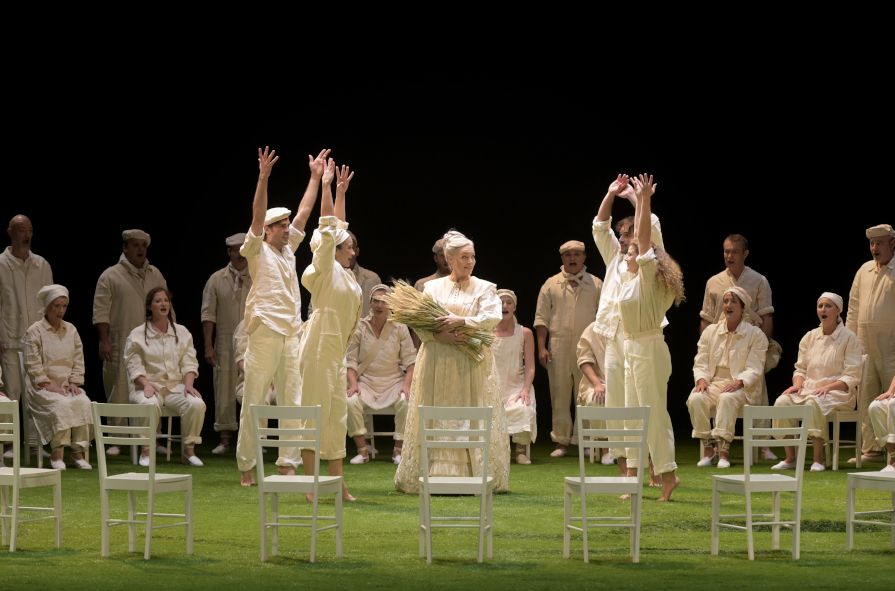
[37,284,69,310]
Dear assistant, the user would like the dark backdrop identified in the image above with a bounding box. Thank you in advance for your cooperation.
[5,75,889,443]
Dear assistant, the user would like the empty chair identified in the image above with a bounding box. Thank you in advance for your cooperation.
[711,404,809,560]
[92,402,192,560]
[846,471,895,550]
[564,405,650,563]
[0,399,62,551]
[417,405,494,564]
[251,404,342,563]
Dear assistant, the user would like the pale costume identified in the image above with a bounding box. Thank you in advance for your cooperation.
[575,321,607,438]
[0,246,53,402]
[618,248,677,474]
[294,217,362,461]
[592,215,663,460]
[774,323,863,437]
[699,265,777,419]
[125,322,206,444]
[236,221,304,473]
[534,260,602,446]
[346,315,416,440]
[93,252,167,405]
[687,318,767,450]
[201,259,251,434]
[307,262,380,318]
[395,276,510,494]
[868,398,895,449]
[847,237,895,454]
[23,317,93,455]
[232,320,275,406]
[492,319,537,445]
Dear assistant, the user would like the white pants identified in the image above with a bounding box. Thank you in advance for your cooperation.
[347,395,408,440]
[868,397,895,448]
[130,385,207,445]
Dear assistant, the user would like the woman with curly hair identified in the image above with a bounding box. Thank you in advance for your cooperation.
[596,173,684,501]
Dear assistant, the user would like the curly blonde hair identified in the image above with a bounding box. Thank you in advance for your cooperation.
[654,246,686,306]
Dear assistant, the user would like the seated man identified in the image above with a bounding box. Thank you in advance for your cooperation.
[686,286,767,468]
[868,375,895,472]
[346,285,416,465]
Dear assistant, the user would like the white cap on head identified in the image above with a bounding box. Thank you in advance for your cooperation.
[865,223,895,239]
[225,232,246,247]
[496,288,517,305]
[818,291,844,313]
[122,229,151,246]
[264,207,291,226]
[723,285,752,310]
[559,240,586,255]
[370,283,391,301]
[37,284,69,310]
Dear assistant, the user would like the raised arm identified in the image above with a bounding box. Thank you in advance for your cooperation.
[292,148,330,232]
[596,174,629,222]
[334,164,354,222]
[320,158,336,218]
[632,173,657,254]
[249,146,280,237]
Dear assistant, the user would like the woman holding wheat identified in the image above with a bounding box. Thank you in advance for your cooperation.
[393,230,510,493]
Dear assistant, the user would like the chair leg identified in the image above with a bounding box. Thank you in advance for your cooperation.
[309,493,317,563]
[9,485,19,552]
[418,491,426,558]
[890,491,895,549]
[185,487,193,555]
[711,486,720,555]
[53,480,62,548]
[486,491,493,560]
[100,489,110,557]
[144,491,154,560]
[580,491,589,563]
[772,492,781,550]
[562,488,571,558]
[745,493,754,561]
[632,492,642,563]
[0,486,9,547]
[832,416,841,470]
[793,491,803,560]
[127,492,137,553]
[335,489,344,559]
[271,494,280,559]
[477,494,486,563]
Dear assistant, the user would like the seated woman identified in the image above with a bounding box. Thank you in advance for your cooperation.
[686,285,768,468]
[575,320,611,466]
[773,292,863,472]
[492,288,537,465]
[23,284,93,470]
[125,286,206,467]
[868,375,895,472]
[346,284,416,465]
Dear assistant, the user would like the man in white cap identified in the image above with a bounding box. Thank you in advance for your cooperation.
[0,214,54,458]
[235,146,329,486]
[93,227,167,453]
[534,239,602,457]
[201,232,251,455]
[847,223,895,463]
[698,233,778,461]
[413,238,450,292]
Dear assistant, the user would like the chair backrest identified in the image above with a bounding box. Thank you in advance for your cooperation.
[576,405,650,485]
[250,404,323,479]
[0,399,21,472]
[743,404,809,481]
[91,402,159,478]
[418,405,492,488]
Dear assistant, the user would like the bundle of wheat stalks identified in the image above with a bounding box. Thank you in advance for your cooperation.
[383,280,495,362]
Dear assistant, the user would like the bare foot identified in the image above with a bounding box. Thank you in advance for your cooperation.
[277,466,296,476]
[658,474,680,502]
[240,471,256,487]
[343,493,357,502]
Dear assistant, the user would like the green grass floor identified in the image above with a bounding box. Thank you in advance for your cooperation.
[2,439,893,591]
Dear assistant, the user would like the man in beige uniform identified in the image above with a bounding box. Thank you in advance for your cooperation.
[0,214,53,457]
[534,240,602,457]
[201,232,251,455]
[847,223,895,462]
[92,228,167,454]
[414,238,450,292]
[699,233,777,460]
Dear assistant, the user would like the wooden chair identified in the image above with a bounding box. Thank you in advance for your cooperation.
[92,402,192,560]
[564,405,650,563]
[711,404,809,560]
[251,404,343,563]
[417,405,494,564]
[0,399,62,551]
[846,471,895,550]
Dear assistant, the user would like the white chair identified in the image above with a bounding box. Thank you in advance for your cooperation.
[564,405,650,563]
[711,404,809,560]
[825,354,867,470]
[130,406,181,465]
[846,471,895,550]
[365,406,396,460]
[17,351,48,468]
[0,400,62,552]
[92,402,193,560]
[250,404,343,563]
[417,405,494,564]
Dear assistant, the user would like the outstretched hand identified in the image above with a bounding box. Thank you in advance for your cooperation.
[607,173,629,196]
[308,148,331,179]
[322,158,336,186]
[631,173,657,199]
[336,164,354,193]
[258,146,279,177]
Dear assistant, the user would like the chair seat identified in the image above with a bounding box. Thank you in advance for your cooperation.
[0,467,60,486]
[564,475,640,493]
[420,476,494,495]
[714,473,799,493]
[848,471,895,490]
[262,475,343,494]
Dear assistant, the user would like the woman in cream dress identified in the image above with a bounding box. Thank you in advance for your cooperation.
[491,288,537,465]
[23,284,93,470]
[293,161,362,500]
[395,230,510,493]
[773,292,863,471]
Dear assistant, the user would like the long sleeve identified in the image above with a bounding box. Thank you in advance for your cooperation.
[71,328,85,385]
[463,283,502,331]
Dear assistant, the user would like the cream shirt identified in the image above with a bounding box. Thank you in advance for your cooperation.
[241,226,304,337]
[700,266,774,328]
[23,318,85,387]
[693,319,768,405]
[125,322,199,394]
[0,247,53,347]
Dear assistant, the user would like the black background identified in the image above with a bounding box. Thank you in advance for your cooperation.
[5,70,889,443]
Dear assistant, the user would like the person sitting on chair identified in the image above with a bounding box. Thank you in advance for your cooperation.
[346,284,416,466]
[868,375,895,472]
[686,285,768,469]
[23,284,94,470]
[772,292,863,472]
